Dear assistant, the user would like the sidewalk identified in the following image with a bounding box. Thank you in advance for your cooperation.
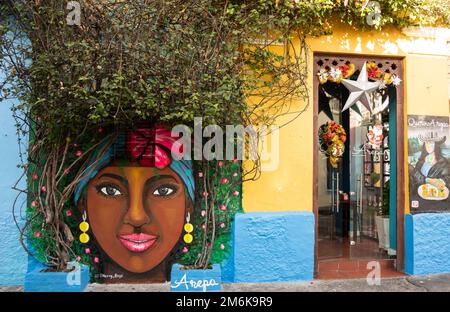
[1,274,449,292]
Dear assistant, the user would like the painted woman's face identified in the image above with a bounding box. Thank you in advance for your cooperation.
[426,142,435,154]
[84,161,187,273]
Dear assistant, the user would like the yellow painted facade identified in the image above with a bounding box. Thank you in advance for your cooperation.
[243,23,450,213]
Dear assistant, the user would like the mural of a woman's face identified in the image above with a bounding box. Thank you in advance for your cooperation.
[82,161,187,273]
[426,142,435,154]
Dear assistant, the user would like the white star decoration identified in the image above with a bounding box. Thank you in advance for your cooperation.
[341,62,381,113]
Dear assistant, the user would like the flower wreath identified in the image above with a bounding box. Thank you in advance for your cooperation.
[319,121,347,168]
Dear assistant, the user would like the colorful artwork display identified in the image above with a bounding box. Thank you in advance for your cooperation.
[73,127,194,281]
[408,115,450,213]
[28,125,242,284]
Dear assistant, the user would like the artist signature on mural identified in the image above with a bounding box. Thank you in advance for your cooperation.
[171,273,220,292]
[94,273,124,280]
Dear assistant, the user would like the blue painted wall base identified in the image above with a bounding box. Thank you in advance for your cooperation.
[170,263,221,292]
[224,211,314,283]
[24,258,90,292]
[405,213,450,276]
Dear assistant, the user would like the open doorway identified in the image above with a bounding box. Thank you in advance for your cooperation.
[313,55,405,279]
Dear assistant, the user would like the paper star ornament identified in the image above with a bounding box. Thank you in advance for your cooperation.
[341,62,381,113]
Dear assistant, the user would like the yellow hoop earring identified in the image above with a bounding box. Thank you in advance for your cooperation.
[183,212,193,244]
[79,211,90,244]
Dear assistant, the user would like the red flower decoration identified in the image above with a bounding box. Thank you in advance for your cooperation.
[367,64,382,79]
[126,127,184,169]
[339,65,349,77]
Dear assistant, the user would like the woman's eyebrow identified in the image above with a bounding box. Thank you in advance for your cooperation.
[97,173,128,187]
[146,175,177,185]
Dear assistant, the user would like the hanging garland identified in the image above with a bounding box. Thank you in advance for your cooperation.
[317,61,402,88]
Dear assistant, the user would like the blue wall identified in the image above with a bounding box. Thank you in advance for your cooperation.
[222,212,314,283]
[405,213,450,276]
[0,95,27,285]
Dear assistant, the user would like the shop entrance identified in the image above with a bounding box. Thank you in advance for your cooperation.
[313,55,405,279]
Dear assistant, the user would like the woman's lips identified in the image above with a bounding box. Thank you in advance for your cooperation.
[118,233,158,253]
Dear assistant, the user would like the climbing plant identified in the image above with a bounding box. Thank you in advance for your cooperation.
[0,0,449,272]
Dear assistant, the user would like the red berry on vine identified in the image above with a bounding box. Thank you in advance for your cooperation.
[41,186,47,192]
[32,174,38,181]
[75,150,83,157]
[35,231,41,238]
[66,210,72,217]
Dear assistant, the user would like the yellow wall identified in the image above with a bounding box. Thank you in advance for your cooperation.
[243,23,450,213]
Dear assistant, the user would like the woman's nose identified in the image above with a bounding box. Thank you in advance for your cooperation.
[124,191,150,228]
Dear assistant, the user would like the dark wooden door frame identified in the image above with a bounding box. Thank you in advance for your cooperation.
[312,53,405,277]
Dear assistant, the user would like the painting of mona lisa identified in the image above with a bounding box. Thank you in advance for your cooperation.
[73,126,195,283]
[408,115,450,213]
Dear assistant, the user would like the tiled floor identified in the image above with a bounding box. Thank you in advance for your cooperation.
[318,236,388,260]
[317,259,405,280]
[317,236,404,280]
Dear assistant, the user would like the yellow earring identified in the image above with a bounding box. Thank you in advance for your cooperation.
[79,211,90,244]
[183,212,193,244]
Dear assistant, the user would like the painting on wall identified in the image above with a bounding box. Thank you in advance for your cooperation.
[27,125,243,284]
[408,115,450,213]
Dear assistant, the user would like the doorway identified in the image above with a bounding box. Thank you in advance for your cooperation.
[313,54,405,279]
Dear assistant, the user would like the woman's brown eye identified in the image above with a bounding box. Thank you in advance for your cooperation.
[153,186,176,196]
[99,186,122,197]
